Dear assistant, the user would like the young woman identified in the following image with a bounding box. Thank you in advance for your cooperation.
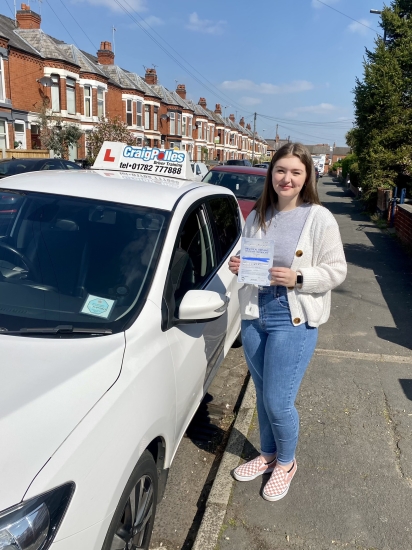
[228,143,347,502]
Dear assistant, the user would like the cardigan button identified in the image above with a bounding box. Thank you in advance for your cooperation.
[295,250,303,257]
[293,317,301,324]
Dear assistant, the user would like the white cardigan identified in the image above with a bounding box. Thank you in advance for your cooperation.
[238,204,347,327]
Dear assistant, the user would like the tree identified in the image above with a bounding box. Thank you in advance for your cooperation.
[86,116,138,164]
[36,107,82,159]
[350,1,412,207]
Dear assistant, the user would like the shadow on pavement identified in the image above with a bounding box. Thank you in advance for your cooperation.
[324,184,412,353]
[399,379,412,400]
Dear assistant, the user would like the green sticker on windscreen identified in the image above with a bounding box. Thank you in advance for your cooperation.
[81,294,115,319]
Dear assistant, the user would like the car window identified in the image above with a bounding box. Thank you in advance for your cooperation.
[203,171,265,201]
[196,165,201,175]
[170,205,216,307]
[63,160,82,170]
[40,160,65,170]
[207,196,240,261]
[0,161,35,177]
[0,190,169,333]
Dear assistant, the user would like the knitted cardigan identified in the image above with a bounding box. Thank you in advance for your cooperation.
[238,204,347,327]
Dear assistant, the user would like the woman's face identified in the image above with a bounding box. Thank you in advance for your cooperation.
[271,155,307,203]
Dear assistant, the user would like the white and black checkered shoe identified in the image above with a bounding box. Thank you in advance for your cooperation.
[233,455,277,482]
[262,460,297,501]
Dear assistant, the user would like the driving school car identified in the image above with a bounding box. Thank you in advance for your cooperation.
[0,143,242,550]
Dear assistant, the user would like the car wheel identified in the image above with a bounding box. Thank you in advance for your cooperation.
[102,450,158,550]
[232,330,242,348]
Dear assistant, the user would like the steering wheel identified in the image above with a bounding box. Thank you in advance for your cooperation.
[0,241,38,278]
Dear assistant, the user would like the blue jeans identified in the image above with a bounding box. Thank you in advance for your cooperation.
[241,286,318,465]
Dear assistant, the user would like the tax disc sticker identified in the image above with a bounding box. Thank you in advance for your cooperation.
[81,294,116,319]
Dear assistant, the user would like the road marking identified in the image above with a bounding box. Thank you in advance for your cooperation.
[315,348,412,365]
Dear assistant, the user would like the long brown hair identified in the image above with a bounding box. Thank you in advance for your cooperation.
[253,142,321,229]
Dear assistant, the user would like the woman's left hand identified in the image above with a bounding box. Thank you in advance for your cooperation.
[269,267,297,287]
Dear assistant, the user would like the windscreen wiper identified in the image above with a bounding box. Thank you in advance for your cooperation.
[0,324,112,335]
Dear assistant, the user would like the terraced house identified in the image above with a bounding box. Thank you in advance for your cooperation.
[0,4,267,162]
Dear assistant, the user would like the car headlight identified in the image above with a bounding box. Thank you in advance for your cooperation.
[0,483,74,550]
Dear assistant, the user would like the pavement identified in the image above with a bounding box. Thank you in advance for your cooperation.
[193,176,412,550]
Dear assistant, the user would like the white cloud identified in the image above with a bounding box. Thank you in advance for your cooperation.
[221,79,314,95]
[239,97,262,106]
[348,19,372,35]
[285,103,337,117]
[141,15,164,27]
[186,12,226,35]
[72,0,147,13]
[311,0,339,9]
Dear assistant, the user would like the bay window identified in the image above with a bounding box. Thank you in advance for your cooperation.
[84,86,91,117]
[97,87,104,117]
[51,75,60,112]
[66,77,76,115]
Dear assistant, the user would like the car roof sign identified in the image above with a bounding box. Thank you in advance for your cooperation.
[93,141,192,180]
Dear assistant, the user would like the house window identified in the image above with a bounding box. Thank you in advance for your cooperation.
[182,116,187,136]
[0,120,7,150]
[136,101,142,126]
[0,57,4,101]
[126,99,133,126]
[144,105,150,130]
[84,85,91,117]
[154,106,158,131]
[66,77,76,115]
[206,125,210,143]
[203,124,207,141]
[177,113,181,136]
[197,145,201,161]
[51,75,60,112]
[14,121,26,149]
[169,112,175,135]
[97,87,105,117]
[197,121,202,139]
[188,118,192,137]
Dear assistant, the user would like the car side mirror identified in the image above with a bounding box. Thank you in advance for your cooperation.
[177,290,229,323]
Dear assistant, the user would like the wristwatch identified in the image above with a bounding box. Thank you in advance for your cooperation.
[296,273,303,285]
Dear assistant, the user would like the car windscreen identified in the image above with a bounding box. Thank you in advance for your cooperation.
[0,190,169,334]
[203,170,266,201]
[0,160,37,178]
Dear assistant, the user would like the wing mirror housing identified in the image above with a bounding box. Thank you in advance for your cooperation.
[177,290,229,322]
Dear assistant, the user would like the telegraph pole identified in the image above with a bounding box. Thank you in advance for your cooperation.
[251,112,257,164]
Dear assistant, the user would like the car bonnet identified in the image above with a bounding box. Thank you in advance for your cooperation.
[0,332,125,510]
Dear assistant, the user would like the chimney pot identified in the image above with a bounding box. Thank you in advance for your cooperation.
[229,113,235,122]
[239,117,245,127]
[198,97,207,108]
[97,40,114,65]
[214,103,222,115]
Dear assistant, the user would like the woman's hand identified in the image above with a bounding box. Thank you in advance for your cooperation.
[228,255,241,275]
[269,267,297,287]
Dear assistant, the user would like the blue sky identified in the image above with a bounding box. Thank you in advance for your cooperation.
[6,0,386,145]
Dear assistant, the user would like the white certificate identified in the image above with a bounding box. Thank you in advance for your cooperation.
[238,238,274,286]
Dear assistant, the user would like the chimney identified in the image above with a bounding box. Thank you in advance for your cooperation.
[229,113,235,122]
[215,104,222,115]
[246,123,251,130]
[239,117,245,127]
[198,97,207,108]
[176,84,186,99]
[144,68,158,85]
[16,3,41,29]
[97,41,114,65]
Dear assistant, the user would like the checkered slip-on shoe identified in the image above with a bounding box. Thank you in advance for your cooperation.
[262,460,297,501]
[233,455,277,482]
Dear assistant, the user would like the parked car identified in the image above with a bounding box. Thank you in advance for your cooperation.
[254,162,270,169]
[0,146,242,550]
[226,159,252,166]
[0,157,82,178]
[315,166,320,181]
[190,161,209,181]
[203,165,267,218]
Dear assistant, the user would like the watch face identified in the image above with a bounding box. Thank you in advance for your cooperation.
[297,275,303,284]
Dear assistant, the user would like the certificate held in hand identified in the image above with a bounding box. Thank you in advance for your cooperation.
[237,237,275,286]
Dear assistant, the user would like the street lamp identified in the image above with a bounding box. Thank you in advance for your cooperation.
[222,105,229,164]
[370,9,386,41]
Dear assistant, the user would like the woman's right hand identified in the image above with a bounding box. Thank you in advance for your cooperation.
[228,255,241,275]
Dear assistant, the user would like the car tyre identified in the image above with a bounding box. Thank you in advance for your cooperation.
[232,330,242,348]
[102,450,158,550]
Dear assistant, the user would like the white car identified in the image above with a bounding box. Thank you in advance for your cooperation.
[190,161,209,181]
[0,144,241,550]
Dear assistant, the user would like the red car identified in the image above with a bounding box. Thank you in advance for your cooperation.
[202,165,267,219]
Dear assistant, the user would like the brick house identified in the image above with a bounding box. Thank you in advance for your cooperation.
[0,4,266,161]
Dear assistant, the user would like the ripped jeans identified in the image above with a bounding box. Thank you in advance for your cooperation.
[241,286,318,465]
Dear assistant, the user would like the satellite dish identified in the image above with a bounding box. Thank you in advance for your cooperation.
[37,76,53,87]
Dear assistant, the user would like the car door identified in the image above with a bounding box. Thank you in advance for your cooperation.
[205,195,242,351]
[162,201,228,443]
